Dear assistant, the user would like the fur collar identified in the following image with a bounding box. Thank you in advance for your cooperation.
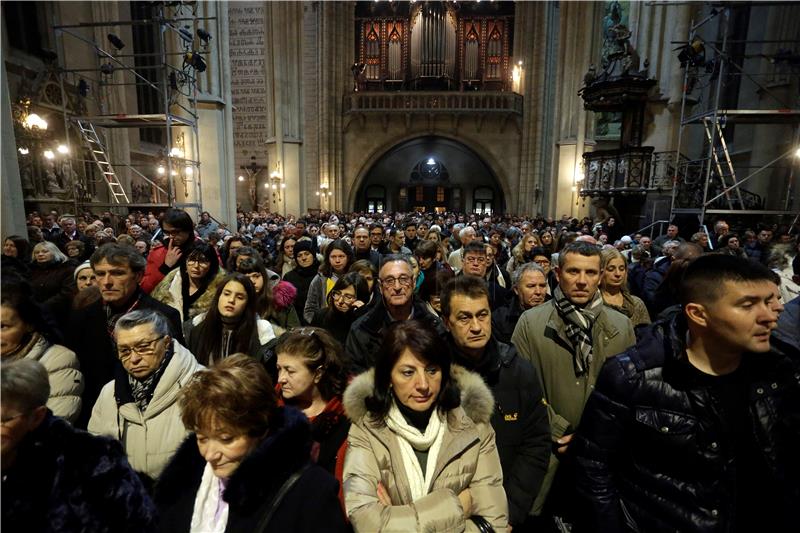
[343,364,494,425]
[155,406,311,512]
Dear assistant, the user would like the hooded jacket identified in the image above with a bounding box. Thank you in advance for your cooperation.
[2,412,157,533]
[21,335,83,424]
[150,268,227,322]
[154,407,348,533]
[342,365,509,532]
[87,340,204,479]
[570,317,800,533]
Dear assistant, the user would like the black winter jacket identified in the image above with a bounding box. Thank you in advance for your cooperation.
[155,406,348,533]
[570,317,800,533]
[345,296,445,374]
[448,336,551,526]
[1,412,156,532]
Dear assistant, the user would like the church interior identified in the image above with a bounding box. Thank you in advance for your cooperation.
[2,1,799,236]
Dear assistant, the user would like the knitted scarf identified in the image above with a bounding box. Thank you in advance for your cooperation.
[552,285,604,377]
[385,399,446,501]
[127,345,172,412]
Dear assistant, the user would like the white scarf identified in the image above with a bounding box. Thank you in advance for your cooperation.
[190,462,229,533]
[385,401,447,501]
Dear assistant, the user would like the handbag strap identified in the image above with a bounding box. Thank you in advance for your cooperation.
[469,515,495,533]
[254,462,312,533]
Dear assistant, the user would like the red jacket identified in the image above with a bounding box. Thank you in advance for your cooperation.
[140,236,202,293]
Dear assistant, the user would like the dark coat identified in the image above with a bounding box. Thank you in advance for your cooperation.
[570,317,800,533]
[67,289,185,429]
[154,406,348,533]
[642,257,672,317]
[353,247,381,270]
[283,263,320,326]
[29,260,76,327]
[492,298,551,345]
[448,336,551,526]
[345,296,446,374]
[1,412,157,533]
[53,230,95,259]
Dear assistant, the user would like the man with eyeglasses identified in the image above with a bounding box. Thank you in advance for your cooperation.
[368,223,388,255]
[88,309,203,482]
[141,209,200,293]
[68,244,185,429]
[345,254,445,374]
[459,241,512,310]
[441,275,550,531]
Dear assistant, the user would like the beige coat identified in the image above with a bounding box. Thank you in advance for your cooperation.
[511,299,635,514]
[24,336,83,424]
[343,365,509,533]
[88,341,203,479]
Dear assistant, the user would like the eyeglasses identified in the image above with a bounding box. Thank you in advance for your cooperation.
[186,258,210,266]
[331,290,356,303]
[380,275,413,287]
[464,256,486,264]
[163,228,186,237]
[535,259,551,266]
[117,336,165,361]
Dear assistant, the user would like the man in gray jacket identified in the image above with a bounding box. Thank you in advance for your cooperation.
[512,241,635,528]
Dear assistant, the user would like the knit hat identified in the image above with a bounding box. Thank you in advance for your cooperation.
[74,260,92,281]
[293,239,314,256]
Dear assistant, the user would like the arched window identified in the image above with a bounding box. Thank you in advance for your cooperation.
[473,187,494,215]
[366,185,386,213]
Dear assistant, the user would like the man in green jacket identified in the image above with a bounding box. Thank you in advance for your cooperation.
[512,241,635,529]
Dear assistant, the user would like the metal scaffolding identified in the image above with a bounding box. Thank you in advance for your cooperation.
[670,3,800,226]
[51,2,215,215]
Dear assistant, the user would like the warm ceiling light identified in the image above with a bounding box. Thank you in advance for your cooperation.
[57,144,69,154]
[169,147,184,158]
[18,147,29,155]
[184,165,193,176]
[24,113,48,130]
[43,150,55,160]
[157,165,166,175]
[238,175,245,181]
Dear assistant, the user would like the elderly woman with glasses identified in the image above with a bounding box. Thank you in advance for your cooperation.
[152,242,225,323]
[154,354,348,532]
[87,309,204,482]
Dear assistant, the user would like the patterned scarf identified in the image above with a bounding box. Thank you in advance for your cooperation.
[552,285,604,377]
[127,345,172,412]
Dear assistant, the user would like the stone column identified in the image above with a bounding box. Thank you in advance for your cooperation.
[550,1,601,219]
[1,59,27,236]
[264,1,304,217]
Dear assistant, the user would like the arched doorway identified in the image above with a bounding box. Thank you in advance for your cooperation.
[354,136,505,213]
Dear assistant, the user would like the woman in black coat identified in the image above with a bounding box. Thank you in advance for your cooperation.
[311,272,370,346]
[28,241,76,329]
[282,239,320,325]
[154,355,347,533]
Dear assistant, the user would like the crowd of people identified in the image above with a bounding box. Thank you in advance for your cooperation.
[1,205,798,532]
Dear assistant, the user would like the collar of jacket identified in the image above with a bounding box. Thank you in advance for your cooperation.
[447,334,515,379]
[112,341,200,418]
[155,406,312,513]
[343,363,494,428]
[361,295,431,334]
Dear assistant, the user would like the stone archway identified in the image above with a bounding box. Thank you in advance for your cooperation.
[350,135,507,214]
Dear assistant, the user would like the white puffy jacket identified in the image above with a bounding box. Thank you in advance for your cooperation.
[24,335,84,424]
[88,341,203,479]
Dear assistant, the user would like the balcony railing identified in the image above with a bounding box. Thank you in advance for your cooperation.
[344,91,523,115]
[580,149,691,197]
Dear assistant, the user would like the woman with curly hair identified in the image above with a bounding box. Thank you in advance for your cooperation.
[505,233,540,275]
